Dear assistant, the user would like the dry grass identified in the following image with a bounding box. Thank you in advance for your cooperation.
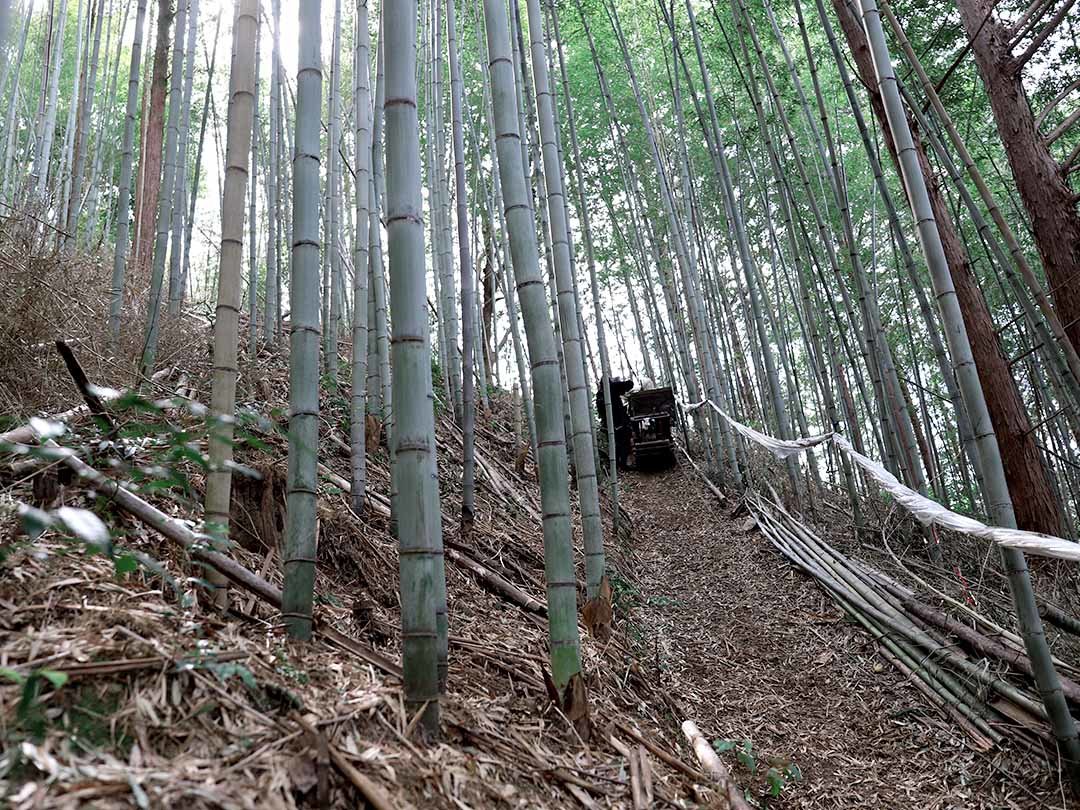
[0,212,210,423]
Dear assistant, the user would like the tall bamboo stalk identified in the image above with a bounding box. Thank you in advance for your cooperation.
[446,0,475,525]
[385,0,445,732]
[549,1,619,541]
[524,0,605,597]
[108,0,148,345]
[247,25,260,355]
[483,0,582,692]
[282,0,323,641]
[350,0,371,513]
[264,0,281,347]
[204,0,258,611]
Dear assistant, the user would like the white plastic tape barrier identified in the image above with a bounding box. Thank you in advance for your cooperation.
[684,399,1080,563]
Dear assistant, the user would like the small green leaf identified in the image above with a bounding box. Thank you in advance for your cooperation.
[115,554,139,575]
[766,767,784,797]
[713,739,736,753]
[39,669,68,689]
[0,666,26,686]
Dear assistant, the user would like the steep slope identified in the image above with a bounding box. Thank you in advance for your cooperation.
[0,344,742,808]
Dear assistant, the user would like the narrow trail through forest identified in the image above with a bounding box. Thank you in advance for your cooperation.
[622,464,1068,809]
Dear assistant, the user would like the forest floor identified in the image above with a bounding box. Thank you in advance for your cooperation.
[622,463,1074,809]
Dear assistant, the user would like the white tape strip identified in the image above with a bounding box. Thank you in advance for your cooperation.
[685,399,1080,563]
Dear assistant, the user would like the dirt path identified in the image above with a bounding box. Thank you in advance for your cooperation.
[622,464,1068,809]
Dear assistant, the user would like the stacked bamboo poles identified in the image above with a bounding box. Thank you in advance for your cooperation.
[748,490,1080,755]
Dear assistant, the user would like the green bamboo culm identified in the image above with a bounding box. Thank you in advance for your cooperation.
[523,0,606,599]
[385,0,444,733]
[853,0,1080,790]
[203,0,259,611]
[446,0,477,527]
[282,0,323,641]
[483,0,582,691]
[350,0,372,513]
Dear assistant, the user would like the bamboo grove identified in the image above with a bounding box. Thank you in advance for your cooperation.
[3,0,1080,774]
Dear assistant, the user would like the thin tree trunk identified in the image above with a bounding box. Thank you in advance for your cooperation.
[953,0,1080,357]
[139,0,188,378]
[133,0,171,278]
[108,0,149,344]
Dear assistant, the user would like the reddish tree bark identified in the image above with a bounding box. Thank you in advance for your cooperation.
[835,0,1064,535]
[132,0,172,277]
[955,0,1080,355]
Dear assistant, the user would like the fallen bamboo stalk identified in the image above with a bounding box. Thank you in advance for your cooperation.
[10,651,249,679]
[445,546,546,615]
[0,405,88,445]
[680,720,752,809]
[677,443,725,502]
[44,440,401,678]
[609,734,647,809]
[294,714,397,810]
[1039,601,1080,638]
[901,596,1080,705]
[614,721,706,783]
[321,459,547,616]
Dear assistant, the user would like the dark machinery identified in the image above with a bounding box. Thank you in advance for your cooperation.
[626,386,678,468]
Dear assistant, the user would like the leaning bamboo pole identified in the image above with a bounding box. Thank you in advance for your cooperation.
[549,2,619,542]
[879,0,1080,409]
[852,0,1080,785]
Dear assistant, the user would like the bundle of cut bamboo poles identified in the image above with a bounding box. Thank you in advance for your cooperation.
[747,490,1080,756]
